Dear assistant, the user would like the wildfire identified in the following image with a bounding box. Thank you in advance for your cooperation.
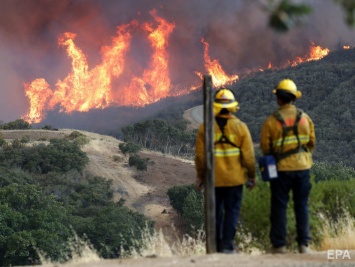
[123,9,175,106]
[288,42,330,67]
[23,11,333,124]
[24,11,177,124]
[195,38,239,88]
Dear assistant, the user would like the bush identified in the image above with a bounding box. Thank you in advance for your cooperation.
[67,131,84,140]
[0,138,89,174]
[42,125,53,130]
[119,142,141,156]
[167,184,204,235]
[0,183,71,266]
[167,184,196,216]
[0,119,31,130]
[20,135,30,143]
[311,162,355,182]
[168,169,355,252]
[86,205,154,258]
[128,154,150,171]
[0,170,155,263]
[182,190,204,234]
[73,135,90,147]
[112,155,124,162]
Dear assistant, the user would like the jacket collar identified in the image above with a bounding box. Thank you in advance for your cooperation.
[278,103,296,110]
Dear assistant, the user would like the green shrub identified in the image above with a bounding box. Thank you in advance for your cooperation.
[20,135,30,143]
[167,184,196,216]
[311,162,355,181]
[73,135,90,147]
[128,154,150,171]
[0,138,6,147]
[119,142,141,156]
[167,184,204,235]
[168,171,355,252]
[1,119,31,130]
[42,125,53,130]
[238,180,271,250]
[0,139,89,174]
[0,183,71,266]
[240,176,355,251]
[11,139,24,149]
[67,131,84,140]
[311,178,355,221]
[182,189,204,234]
[112,155,123,162]
[86,205,154,258]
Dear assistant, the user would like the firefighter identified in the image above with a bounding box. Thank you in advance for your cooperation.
[195,88,256,253]
[260,78,316,254]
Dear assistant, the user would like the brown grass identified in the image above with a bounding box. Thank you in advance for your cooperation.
[319,210,355,250]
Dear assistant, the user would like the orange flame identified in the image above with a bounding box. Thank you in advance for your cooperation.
[23,11,332,124]
[343,45,350,50]
[288,42,330,67]
[24,78,53,123]
[195,38,239,88]
[23,11,176,124]
[124,9,175,105]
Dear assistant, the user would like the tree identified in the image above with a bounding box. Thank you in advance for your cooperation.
[119,142,141,156]
[0,184,71,266]
[265,0,355,32]
[86,204,154,258]
[0,119,31,130]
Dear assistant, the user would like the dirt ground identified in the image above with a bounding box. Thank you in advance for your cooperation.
[47,251,355,267]
[4,129,355,267]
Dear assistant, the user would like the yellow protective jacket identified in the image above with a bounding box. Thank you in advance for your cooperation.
[195,114,256,187]
[260,104,316,171]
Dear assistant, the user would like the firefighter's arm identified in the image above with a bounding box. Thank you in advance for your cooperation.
[241,124,256,179]
[260,118,273,155]
[306,115,316,153]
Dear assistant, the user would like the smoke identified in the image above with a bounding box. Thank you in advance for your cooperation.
[0,0,353,122]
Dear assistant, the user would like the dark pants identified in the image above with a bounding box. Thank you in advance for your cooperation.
[215,185,243,252]
[270,170,312,248]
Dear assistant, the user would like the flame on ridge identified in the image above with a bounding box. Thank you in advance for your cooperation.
[195,38,239,88]
[23,11,334,124]
[24,11,177,124]
[123,9,175,106]
[288,42,330,67]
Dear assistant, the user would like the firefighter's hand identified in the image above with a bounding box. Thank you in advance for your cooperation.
[195,177,203,192]
[246,178,256,190]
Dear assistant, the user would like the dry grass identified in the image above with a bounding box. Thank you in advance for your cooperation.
[319,210,355,250]
[120,225,206,259]
[38,233,101,265]
[46,210,355,264]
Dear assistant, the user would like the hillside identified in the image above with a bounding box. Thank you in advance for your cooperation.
[227,48,355,168]
[91,48,355,169]
[1,129,196,242]
[3,129,354,267]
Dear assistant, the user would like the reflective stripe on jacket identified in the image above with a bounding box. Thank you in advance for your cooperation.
[260,104,316,171]
[195,114,256,187]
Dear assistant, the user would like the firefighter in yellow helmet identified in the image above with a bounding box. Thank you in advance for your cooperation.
[260,78,316,254]
[195,88,256,253]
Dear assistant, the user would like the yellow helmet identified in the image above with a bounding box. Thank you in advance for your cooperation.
[213,88,239,113]
[273,79,302,99]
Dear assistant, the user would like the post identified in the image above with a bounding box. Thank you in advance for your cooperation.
[203,75,216,253]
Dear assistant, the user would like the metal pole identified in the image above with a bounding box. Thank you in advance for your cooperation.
[203,75,216,253]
